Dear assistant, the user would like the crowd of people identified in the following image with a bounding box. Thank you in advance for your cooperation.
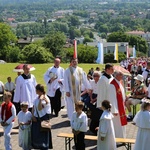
[0,57,150,150]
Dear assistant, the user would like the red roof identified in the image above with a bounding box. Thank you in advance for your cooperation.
[7,18,15,21]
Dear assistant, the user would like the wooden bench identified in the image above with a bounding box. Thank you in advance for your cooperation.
[0,128,19,137]
[57,133,135,150]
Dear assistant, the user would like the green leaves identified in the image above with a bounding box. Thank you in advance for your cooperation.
[21,44,53,63]
[43,31,66,57]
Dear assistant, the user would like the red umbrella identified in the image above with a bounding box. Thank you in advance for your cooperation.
[13,64,35,72]
[114,66,131,76]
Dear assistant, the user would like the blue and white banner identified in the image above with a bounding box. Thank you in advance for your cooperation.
[133,45,136,58]
[96,42,104,64]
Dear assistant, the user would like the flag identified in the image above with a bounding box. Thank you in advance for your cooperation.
[114,43,118,61]
[96,42,104,64]
[133,45,136,58]
[73,39,77,59]
[126,45,129,58]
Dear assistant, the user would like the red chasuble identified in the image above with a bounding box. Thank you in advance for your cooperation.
[110,79,127,126]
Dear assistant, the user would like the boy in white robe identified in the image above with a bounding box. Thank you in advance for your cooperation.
[18,102,32,150]
[96,100,116,150]
[133,99,150,150]
[70,101,88,150]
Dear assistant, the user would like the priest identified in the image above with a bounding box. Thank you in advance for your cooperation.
[108,71,127,138]
[64,58,90,120]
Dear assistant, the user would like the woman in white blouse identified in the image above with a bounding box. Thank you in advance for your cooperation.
[31,84,53,150]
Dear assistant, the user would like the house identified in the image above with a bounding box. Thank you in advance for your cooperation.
[126,30,145,37]
[90,12,98,18]
[7,18,15,22]
[142,32,150,42]
[53,10,73,18]
[126,30,150,42]
[86,41,129,54]
[17,37,43,48]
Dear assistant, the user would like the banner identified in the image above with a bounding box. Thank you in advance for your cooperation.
[96,42,104,64]
[133,45,136,58]
[126,44,129,58]
[114,43,118,61]
[73,39,77,59]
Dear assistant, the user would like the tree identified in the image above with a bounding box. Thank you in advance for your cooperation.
[21,44,53,63]
[69,15,81,27]
[107,32,129,42]
[107,32,148,54]
[6,46,21,62]
[98,24,109,33]
[83,36,93,44]
[43,31,66,57]
[100,33,107,39]
[0,23,17,60]
[63,44,97,63]
[69,27,81,39]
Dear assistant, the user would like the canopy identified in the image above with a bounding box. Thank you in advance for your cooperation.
[114,65,131,76]
[13,64,35,72]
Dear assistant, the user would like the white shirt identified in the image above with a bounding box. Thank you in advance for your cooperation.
[4,82,15,92]
[0,81,4,93]
[13,74,37,108]
[90,80,98,94]
[131,65,138,73]
[70,111,88,132]
[44,66,65,97]
[142,69,150,80]
[33,95,51,118]
[97,75,114,108]
[17,111,32,129]
[0,104,16,124]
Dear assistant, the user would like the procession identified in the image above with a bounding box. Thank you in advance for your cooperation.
[0,56,150,150]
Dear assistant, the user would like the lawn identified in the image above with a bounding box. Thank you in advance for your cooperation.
[0,63,105,84]
[0,63,140,113]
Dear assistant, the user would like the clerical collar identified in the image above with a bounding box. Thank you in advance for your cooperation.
[103,72,111,79]
[54,66,59,68]
[22,73,31,79]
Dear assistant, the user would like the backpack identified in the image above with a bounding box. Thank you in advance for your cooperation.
[145,69,150,87]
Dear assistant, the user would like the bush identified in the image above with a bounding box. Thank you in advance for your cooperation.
[63,44,97,63]
[7,46,21,62]
[104,52,126,63]
[21,44,54,63]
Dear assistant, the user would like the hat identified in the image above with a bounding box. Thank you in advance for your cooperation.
[141,98,150,103]
[20,102,29,106]
[134,74,144,82]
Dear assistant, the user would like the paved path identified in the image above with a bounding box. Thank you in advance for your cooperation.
[0,109,137,150]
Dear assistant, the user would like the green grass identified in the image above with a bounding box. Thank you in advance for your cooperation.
[1,63,140,113]
[0,63,105,84]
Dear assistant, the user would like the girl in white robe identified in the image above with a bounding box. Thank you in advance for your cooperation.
[97,100,116,150]
[133,101,150,150]
[18,102,32,150]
